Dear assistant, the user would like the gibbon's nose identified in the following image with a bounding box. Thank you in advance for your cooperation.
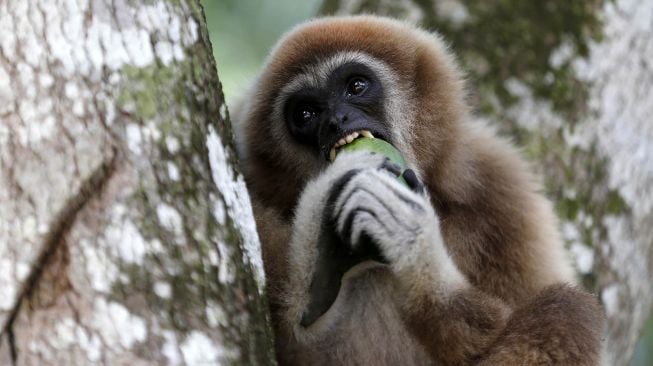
[327,110,349,128]
[335,110,349,124]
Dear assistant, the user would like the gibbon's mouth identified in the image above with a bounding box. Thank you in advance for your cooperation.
[328,129,375,161]
[324,129,389,162]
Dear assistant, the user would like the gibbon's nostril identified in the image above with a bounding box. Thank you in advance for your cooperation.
[336,112,348,124]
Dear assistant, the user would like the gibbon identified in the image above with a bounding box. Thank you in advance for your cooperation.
[231,15,604,365]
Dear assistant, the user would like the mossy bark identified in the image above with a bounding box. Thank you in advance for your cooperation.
[0,0,274,364]
[322,1,653,365]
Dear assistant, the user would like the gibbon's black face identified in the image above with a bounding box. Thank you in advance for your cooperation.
[283,62,389,161]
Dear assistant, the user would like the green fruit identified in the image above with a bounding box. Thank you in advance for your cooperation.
[339,137,407,184]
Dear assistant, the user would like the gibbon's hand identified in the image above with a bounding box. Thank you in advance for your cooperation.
[295,150,462,327]
[328,151,444,276]
[292,150,402,326]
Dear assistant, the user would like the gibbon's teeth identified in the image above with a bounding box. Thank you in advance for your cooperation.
[330,131,374,161]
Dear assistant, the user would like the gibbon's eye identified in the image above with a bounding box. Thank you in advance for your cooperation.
[293,104,320,126]
[346,77,368,96]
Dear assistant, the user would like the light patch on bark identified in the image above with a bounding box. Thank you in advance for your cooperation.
[92,298,147,351]
[219,103,227,121]
[126,123,145,155]
[212,195,227,225]
[206,301,228,328]
[80,238,120,294]
[153,281,172,299]
[434,0,469,26]
[0,66,13,115]
[180,331,228,366]
[167,162,181,181]
[328,0,423,23]
[0,260,18,311]
[161,330,182,365]
[156,202,184,241]
[104,204,150,265]
[165,136,181,154]
[207,125,265,289]
[49,317,102,362]
[570,242,595,275]
[502,77,564,132]
[601,284,620,318]
[549,40,576,69]
[216,240,236,284]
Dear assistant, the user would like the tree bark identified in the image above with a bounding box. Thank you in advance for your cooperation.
[321,1,653,365]
[0,0,275,365]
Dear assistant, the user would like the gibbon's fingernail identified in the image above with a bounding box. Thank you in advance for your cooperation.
[325,169,362,218]
[402,169,425,194]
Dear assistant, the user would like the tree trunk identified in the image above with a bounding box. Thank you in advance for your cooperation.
[0,0,275,365]
[321,1,653,365]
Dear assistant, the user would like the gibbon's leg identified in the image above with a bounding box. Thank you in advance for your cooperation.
[396,281,603,365]
[475,284,604,366]
[330,154,604,365]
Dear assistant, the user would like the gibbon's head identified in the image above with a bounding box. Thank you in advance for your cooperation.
[233,15,468,215]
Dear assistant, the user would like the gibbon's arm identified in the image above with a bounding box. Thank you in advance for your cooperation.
[328,152,510,362]
[284,151,603,365]
[280,152,497,360]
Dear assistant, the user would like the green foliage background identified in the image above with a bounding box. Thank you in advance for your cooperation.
[201,0,321,101]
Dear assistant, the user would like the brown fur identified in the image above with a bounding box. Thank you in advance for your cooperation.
[233,15,604,365]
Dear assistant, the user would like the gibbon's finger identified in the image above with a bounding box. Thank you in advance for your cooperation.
[380,158,402,178]
[325,169,362,219]
[336,187,411,247]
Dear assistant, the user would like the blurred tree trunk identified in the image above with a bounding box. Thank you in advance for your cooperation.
[0,0,275,365]
[322,1,653,365]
